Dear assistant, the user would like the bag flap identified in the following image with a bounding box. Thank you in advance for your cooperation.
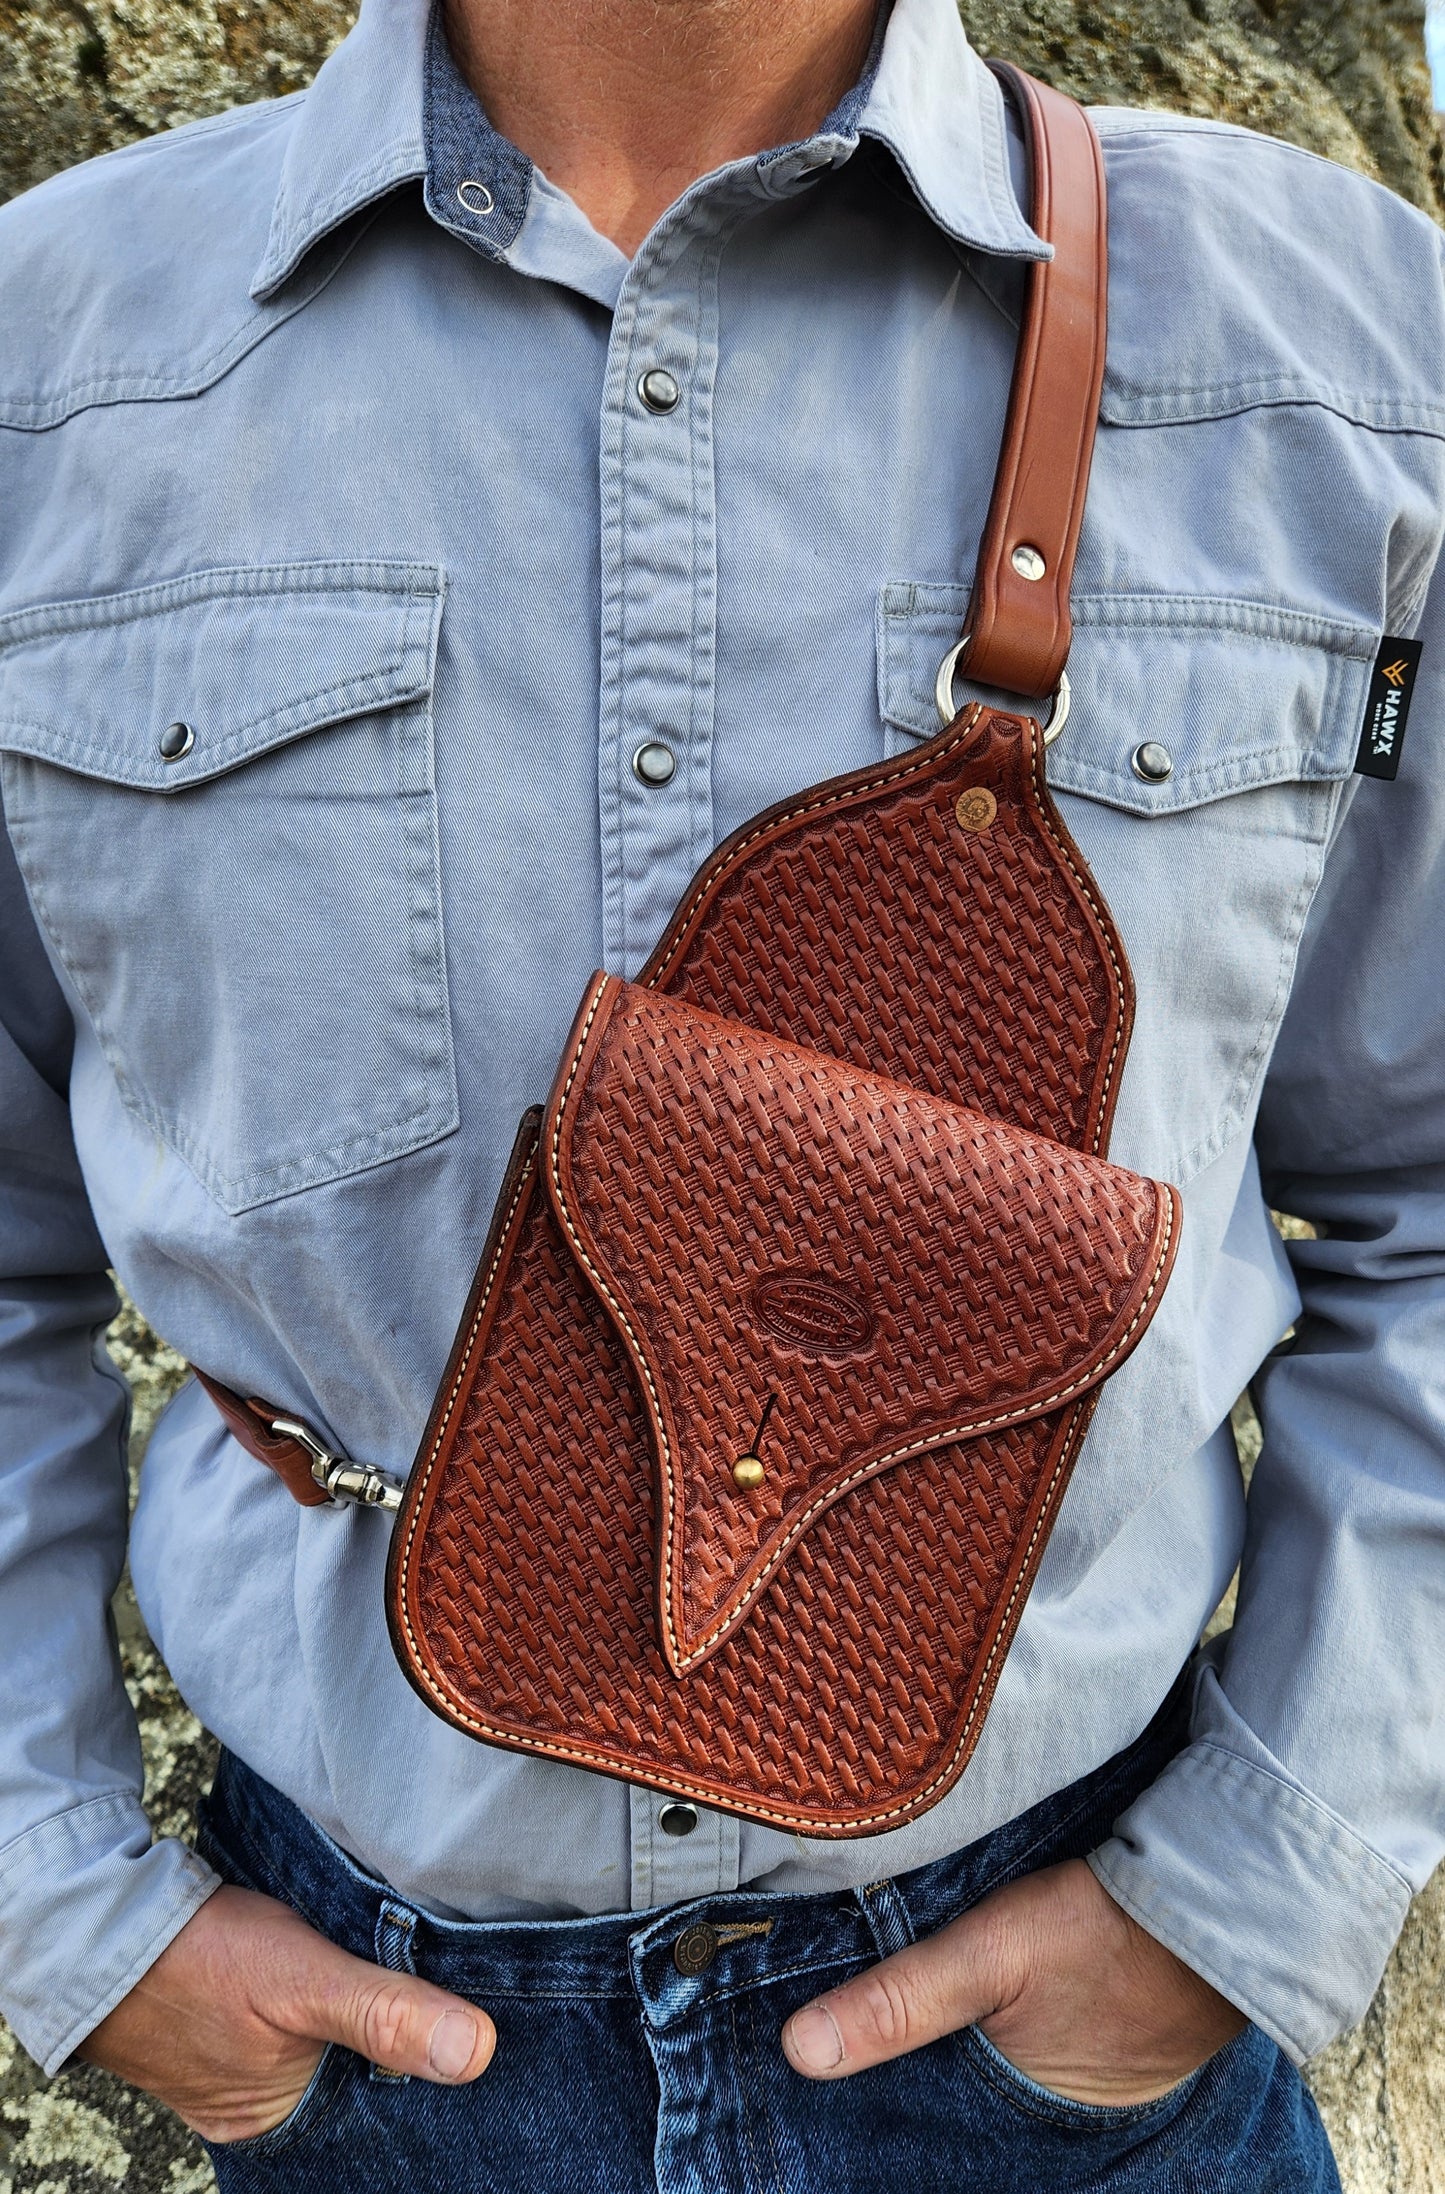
[544,975,1180,1677]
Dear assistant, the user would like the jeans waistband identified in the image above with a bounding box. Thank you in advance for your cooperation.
[198,1666,1193,2009]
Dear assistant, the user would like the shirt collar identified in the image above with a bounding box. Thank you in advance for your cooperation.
[852,0,1048,260]
[252,0,430,300]
[252,0,1045,303]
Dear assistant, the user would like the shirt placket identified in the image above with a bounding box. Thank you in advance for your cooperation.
[628,1782,742,1911]
[597,181,757,1900]
[598,187,751,978]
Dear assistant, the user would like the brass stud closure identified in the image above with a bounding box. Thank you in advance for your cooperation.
[732,1454,765,1490]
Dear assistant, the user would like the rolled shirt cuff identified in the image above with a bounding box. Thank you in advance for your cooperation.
[1087,1665,1413,2064]
[0,1791,220,2074]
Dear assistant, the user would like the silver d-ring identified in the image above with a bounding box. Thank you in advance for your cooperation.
[934,640,1070,745]
[1041,670,1070,744]
[457,178,496,217]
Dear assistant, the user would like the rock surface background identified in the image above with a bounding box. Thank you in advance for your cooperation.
[0,3,1442,2188]
[0,0,1441,215]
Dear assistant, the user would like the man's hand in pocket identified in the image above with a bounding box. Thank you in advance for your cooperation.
[80,1884,495,2143]
[782,1857,1244,2107]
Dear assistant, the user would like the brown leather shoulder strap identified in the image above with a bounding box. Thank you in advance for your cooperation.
[962,66,1108,701]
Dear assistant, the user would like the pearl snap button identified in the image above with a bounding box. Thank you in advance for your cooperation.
[637,369,681,414]
[1131,741,1173,783]
[659,1801,699,1837]
[632,741,677,786]
[158,722,195,761]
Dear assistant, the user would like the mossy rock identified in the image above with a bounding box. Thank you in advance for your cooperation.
[0,1,1441,218]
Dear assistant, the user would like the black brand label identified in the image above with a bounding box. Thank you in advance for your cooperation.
[1355,638,1422,780]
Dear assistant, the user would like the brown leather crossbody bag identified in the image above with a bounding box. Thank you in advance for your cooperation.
[201,69,1182,1838]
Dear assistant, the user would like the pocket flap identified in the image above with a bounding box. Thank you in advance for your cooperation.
[879,582,1375,813]
[0,560,445,789]
[545,975,1180,1676]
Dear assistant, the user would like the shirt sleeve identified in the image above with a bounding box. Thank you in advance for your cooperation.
[0,818,218,2076]
[1087,540,1445,2063]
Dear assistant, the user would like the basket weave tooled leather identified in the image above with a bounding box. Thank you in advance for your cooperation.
[385,669,1180,1832]
[200,72,1185,1835]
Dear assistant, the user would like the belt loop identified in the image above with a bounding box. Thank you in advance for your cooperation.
[371,1900,420,2083]
[854,1879,915,1959]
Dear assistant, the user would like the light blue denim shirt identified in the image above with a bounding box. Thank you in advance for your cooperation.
[1,0,1443,2081]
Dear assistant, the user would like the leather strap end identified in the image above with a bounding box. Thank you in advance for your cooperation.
[194,1368,332,1505]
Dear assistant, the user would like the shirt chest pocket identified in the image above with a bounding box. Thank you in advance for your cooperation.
[0,561,456,1214]
[878,583,1377,1181]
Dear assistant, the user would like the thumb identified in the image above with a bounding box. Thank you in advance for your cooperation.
[291,1937,496,2085]
[783,1907,1018,2081]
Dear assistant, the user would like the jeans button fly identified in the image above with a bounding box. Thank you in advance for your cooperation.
[673,1922,719,1976]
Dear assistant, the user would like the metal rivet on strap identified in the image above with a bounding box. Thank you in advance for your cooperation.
[659,1801,699,1838]
[158,722,195,761]
[1011,544,1047,582]
[632,741,677,787]
[673,1923,719,1976]
[1131,741,1173,783]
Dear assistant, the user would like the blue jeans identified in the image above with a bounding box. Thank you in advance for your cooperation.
[195,1678,1339,2193]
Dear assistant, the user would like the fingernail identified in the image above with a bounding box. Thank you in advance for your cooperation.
[786,2003,843,2072]
[428,2010,477,2079]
